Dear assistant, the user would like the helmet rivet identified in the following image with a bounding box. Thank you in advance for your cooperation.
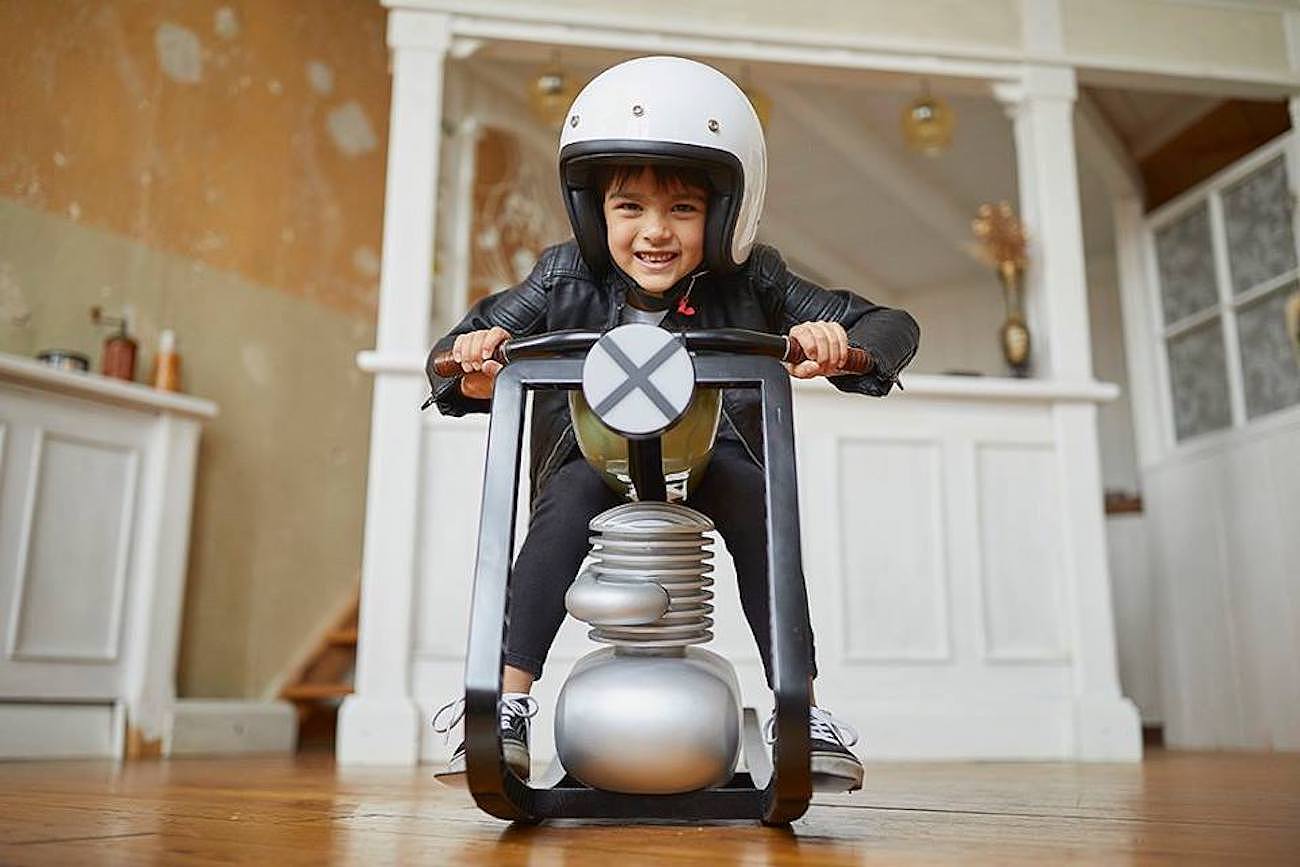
[632,104,644,117]
[707,119,720,133]
[569,114,579,128]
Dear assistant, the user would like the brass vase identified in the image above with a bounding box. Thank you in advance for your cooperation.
[997,261,1031,377]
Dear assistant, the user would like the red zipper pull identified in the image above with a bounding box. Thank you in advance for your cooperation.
[677,295,695,316]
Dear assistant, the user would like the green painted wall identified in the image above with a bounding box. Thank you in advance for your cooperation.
[0,199,374,698]
[0,0,389,699]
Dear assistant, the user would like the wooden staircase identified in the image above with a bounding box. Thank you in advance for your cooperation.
[279,591,359,751]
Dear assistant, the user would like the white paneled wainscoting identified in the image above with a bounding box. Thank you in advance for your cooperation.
[1142,409,1300,751]
[400,374,1140,764]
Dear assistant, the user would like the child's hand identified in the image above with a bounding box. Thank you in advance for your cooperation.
[786,321,849,378]
[453,326,511,399]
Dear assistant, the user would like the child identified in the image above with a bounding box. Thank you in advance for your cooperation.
[427,56,919,792]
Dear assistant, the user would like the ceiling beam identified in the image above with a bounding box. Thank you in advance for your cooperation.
[1075,90,1144,199]
[767,82,980,264]
[1129,97,1221,160]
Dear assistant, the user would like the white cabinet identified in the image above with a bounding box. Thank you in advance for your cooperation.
[0,354,215,758]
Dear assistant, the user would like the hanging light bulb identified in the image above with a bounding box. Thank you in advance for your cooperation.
[901,81,955,156]
[529,52,578,130]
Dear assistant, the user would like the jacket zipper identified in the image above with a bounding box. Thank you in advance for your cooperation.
[536,424,576,487]
[721,403,764,468]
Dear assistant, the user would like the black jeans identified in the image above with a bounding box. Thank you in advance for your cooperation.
[503,439,818,683]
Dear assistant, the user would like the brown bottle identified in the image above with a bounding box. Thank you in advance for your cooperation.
[92,305,138,382]
[101,326,137,381]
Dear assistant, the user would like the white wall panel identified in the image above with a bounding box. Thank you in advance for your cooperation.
[837,439,949,662]
[1106,514,1161,724]
[1148,411,1300,751]
[1264,426,1300,751]
[9,431,137,663]
[1222,439,1293,749]
[1147,454,1243,748]
[976,444,1067,661]
[404,377,1135,761]
[414,424,489,659]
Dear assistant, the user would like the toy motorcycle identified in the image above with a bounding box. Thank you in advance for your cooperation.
[432,324,869,825]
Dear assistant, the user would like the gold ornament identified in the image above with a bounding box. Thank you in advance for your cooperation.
[901,83,955,156]
[972,202,1032,376]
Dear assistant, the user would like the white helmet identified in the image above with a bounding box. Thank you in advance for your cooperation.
[558,56,767,277]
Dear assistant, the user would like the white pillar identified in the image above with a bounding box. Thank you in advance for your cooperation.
[443,80,480,330]
[337,10,450,766]
[995,66,1091,381]
[1288,97,1300,266]
[998,66,1141,759]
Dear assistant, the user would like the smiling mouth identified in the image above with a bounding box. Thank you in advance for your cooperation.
[634,251,679,266]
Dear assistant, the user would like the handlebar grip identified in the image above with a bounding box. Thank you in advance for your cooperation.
[783,338,873,375]
[431,347,507,379]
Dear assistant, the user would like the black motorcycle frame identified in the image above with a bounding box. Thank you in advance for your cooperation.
[460,346,813,825]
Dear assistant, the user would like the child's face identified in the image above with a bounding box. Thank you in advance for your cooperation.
[602,168,707,294]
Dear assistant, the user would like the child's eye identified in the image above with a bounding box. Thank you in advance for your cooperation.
[672,203,702,214]
[613,201,641,212]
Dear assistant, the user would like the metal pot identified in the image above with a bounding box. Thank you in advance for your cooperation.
[35,350,91,372]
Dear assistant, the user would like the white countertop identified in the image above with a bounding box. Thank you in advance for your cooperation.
[0,352,218,420]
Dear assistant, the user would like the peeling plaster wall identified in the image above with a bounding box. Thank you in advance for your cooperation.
[0,0,391,699]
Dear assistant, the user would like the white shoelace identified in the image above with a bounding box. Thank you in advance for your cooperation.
[763,705,859,747]
[430,694,540,743]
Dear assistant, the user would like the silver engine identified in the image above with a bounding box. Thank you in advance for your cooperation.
[556,502,741,794]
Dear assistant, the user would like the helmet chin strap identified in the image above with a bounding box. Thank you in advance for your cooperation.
[618,266,709,313]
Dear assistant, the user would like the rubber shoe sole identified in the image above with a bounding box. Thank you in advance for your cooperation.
[433,740,531,788]
[810,748,864,793]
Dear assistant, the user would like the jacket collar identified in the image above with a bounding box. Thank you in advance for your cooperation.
[604,264,710,321]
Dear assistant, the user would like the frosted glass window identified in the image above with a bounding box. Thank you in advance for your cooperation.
[1167,321,1232,441]
[1222,157,1298,296]
[1236,283,1300,419]
[1155,203,1219,325]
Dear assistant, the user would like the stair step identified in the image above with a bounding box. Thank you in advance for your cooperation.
[282,683,353,701]
[326,627,358,646]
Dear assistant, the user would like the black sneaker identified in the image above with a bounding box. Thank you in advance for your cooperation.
[432,693,539,786]
[765,705,864,793]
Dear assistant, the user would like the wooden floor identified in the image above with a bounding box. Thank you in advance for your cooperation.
[1,750,1298,865]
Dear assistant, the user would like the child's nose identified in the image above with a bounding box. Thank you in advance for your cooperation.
[642,215,672,240]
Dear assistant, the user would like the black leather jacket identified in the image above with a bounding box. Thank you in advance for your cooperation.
[425,240,920,497]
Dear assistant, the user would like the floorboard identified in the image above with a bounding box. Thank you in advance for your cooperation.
[0,750,1297,865]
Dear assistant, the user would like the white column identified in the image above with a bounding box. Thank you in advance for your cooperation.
[995,66,1090,381]
[443,78,480,329]
[1288,98,1300,266]
[998,66,1141,759]
[337,10,450,766]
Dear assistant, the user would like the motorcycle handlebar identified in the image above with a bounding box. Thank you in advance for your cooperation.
[430,328,872,379]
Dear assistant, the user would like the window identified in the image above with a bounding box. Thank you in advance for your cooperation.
[1149,141,1300,444]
